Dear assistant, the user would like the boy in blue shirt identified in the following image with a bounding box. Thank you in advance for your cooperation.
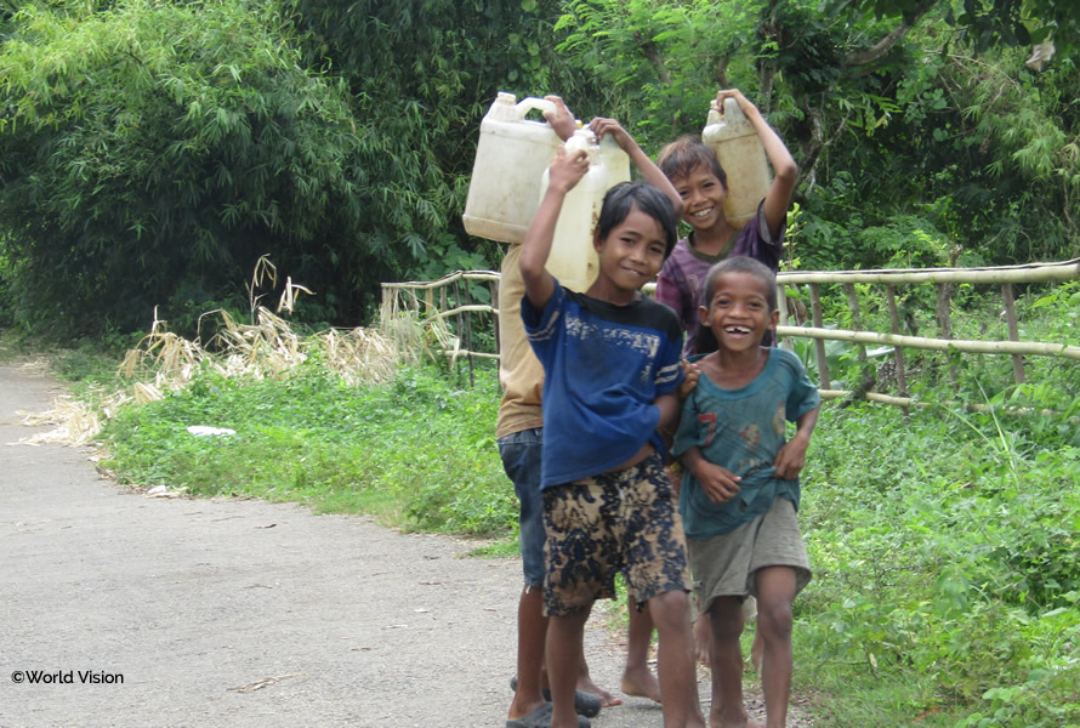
[520,119,704,728]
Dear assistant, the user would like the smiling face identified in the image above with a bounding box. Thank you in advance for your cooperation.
[671,164,728,232]
[699,270,779,352]
[593,202,668,297]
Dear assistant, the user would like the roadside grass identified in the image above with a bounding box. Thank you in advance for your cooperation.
[13,280,1080,728]
[101,362,516,538]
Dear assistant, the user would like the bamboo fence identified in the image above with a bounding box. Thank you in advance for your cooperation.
[381,258,1080,409]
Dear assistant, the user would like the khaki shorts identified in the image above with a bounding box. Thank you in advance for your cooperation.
[688,496,812,615]
[542,453,692,617]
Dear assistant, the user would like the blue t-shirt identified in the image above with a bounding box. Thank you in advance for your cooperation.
[522,282,685,489]
[673,347,820,539]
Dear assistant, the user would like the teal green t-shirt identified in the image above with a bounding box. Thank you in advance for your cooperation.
[673,347,820,539]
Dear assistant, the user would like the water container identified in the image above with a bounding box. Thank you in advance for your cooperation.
[598,133,631,187]
[540,129,608,293]
[463,93,562,244]
[701,98,771,229]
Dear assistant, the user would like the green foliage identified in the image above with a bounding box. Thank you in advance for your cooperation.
[0,0,374,335]
[102,363,515,537]
[555,0,1080,272]
[281,0,602,281]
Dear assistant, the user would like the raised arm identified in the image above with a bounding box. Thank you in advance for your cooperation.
[519,147,589,310]
[589,117,684,218]
[542,95,579,143]
[717,89,797,240]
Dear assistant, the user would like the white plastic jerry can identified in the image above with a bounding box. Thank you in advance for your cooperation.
[540,129,609,293]
[702,98,771,230]
[598,132,631,187]
[463,93,562,244]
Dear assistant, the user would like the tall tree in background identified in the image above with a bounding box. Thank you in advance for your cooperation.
[555,0,1080,267]
[0,0,371,333]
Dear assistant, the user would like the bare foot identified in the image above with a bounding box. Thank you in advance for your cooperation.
[749,632,763,676]
[578,675,623,707]
[693,615,712,668]
[709,714,764,728]
[620,663,662,703]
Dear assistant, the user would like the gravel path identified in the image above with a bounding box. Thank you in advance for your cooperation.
[0,362,814,727]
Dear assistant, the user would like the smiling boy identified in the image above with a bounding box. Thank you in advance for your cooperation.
[519,120,705,728]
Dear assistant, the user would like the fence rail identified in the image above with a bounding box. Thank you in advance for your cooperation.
[381,259,1080,407]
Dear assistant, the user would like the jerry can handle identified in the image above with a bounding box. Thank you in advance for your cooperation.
[515,96,558,121]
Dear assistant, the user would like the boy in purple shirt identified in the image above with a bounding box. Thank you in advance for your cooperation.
[654,88,797,356]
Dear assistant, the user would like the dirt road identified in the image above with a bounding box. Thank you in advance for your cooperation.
[0,362,684,727]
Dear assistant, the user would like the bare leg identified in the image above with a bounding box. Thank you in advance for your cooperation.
[742,596,763,675]
[707,596,760,728]
[750,629,764,675]
[649,589,706,728]
[693,613,712,668]
[547,609,591,728]
[755,567,797,728]
[509,585,548,721]
[574,603,622,706]
[621,595,662,702]
[578,659,623,707]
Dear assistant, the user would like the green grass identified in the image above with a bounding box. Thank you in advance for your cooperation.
[101,363,517,538]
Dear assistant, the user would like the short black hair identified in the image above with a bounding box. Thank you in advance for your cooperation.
[595,182,679,259]
[657,136,728,191]
[703,256,778,312]
[694,257,779,354]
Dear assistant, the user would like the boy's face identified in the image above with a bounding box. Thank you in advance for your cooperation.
[670,165,727,232]
[698,271,779,352]
[593,203,668,295]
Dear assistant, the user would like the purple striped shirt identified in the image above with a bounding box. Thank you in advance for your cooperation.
[654,201,784,355]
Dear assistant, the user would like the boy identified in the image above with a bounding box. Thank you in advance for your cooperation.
[520,120,703,728]
[674,256,819,728]
[655,88,797,354]
[497,97,613,728]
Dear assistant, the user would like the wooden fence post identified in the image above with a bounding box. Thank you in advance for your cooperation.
[842,283,868,366]
[885,284,909,404]
[463,279,475,387]
[777,285,793,351]
[936,283,957,384]
[490,280,501,361]
[1001,283,1026,385]
[810,284,830,387]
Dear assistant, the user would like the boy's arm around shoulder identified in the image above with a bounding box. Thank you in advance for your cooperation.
[520,147,589,310]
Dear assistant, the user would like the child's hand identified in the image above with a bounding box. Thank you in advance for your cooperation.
[677,360,700,401]
[543,95,578,143]
[588,117,638,154]
[716,88,758,118]
[547,146,589,195]
[773,434,809,480]
[692,460,741,503]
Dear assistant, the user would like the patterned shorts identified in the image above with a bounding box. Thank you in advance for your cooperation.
[542,452,692,617]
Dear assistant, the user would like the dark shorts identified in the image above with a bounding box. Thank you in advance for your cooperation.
[542,452,692,617]
[497,427,545,588]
